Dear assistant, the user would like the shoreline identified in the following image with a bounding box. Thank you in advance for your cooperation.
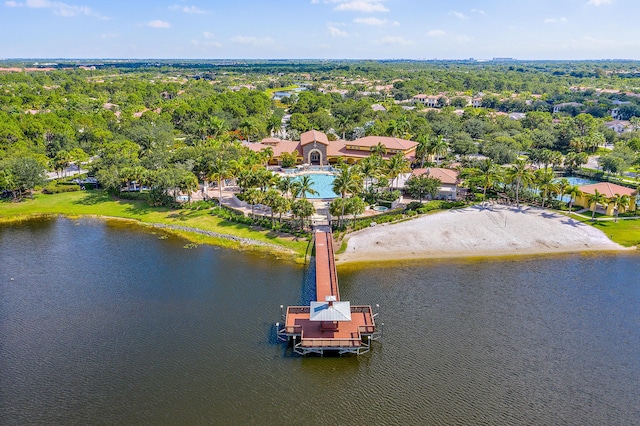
[3,200,637,266]
[1,213,304,262]
[336,205,635,265]
[336,246,635,266]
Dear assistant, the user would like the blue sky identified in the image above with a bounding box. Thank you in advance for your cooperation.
[0,0,637,59]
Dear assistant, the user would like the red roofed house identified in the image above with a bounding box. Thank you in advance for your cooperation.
[574,182,637,215]
[410,167,461,200]
[248,131,418,167]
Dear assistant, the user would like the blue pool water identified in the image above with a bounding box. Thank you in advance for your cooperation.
[559,176,600,186]
[555,176,600,203]
[294,173,338,199]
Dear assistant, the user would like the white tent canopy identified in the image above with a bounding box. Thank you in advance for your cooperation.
[309,301,351,322]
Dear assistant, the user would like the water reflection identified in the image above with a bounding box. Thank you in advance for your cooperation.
[1,218,639,424]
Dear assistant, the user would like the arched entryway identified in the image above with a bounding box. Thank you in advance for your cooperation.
[308,149,323,166]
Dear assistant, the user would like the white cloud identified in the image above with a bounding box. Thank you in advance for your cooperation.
[377,36,413,45]
[147,20,171,29]
[354,16,384,25]
[230,36,274,47]
[471,8,485,15]
[5,0,106,19]
[100,32,119,39]
[333,0,389,13]
[328,25,348,37]
[203,31,215,39]
[587,0,613,5]
[427,29,446,37]
[544,17,567,23]
[169,4,207,14]
[454,34,473,43]
[450,11,468,20]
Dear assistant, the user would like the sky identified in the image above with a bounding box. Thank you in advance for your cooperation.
[1,0,638,60]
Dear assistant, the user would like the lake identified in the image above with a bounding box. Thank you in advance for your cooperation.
[1,218,639,424]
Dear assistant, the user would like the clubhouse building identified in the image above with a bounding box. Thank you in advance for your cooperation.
[247,130,418,166]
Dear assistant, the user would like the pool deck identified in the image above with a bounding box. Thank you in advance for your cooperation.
[279,230,379,355]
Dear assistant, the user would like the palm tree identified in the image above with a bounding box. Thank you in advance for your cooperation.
[384,153,411,191]
[586,189,608,221]
[415,135,430,168]
[565,185,583,215]
[346,196,366,227]
[608,193,630,222]
[178,170,199,204]
[429,135,449,165]
[506,158,534,208]
[208,157,230,203]
[371,142,387,157]
[556,178,570,203]
[357,156,380,192]
[476,158,500,201]
[385,120,400,137]
[535,168,558,208]
[332,165,364,227]
[239,119,258,143]
[244,188,263,217]
[270,194,291,224]
[260,146,274,170]
[278,176,296,199]
[291,198,315,231]
[296,175,318,199]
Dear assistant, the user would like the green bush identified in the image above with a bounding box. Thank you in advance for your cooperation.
[183,199,218,210]
[405,201,423,211]
[42,183,81,194]
[117,191,147,201]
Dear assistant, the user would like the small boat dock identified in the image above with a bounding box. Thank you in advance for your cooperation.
[278,230,380,355]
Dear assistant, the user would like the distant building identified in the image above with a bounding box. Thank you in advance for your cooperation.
[553,102,583,114]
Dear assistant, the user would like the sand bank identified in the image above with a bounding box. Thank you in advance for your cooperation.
[336,205,631,264]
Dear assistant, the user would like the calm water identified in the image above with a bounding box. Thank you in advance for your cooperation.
[1,218,639,425]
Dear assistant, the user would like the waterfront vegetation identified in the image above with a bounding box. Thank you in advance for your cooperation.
[0,190,310,259]
[3,60,640,253]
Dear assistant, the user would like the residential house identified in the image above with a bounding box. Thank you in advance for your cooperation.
[574,182,637,215]
[409,168,460,200]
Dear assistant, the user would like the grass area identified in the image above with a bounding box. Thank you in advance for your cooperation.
[0,190,310,260]
[567,211,640,247]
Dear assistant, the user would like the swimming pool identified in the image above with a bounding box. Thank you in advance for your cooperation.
[294,173,338,199]
[555,176,600,202]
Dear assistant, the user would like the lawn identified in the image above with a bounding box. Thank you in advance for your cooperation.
[568,212,640,247]
[0,190,310,259]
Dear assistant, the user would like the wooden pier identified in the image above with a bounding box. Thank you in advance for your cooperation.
[278,230,380,355]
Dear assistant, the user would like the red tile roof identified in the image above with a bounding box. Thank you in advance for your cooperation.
[349,135,417,151]
[578,182,636,198]
[411,168,460,185]
[300,130,329,146]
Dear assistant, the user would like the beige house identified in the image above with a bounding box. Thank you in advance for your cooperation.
[574,182,637,215]
[410,168,460,200]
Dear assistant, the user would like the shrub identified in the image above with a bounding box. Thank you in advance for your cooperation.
[42,183,81,194]
[405,201,423,211]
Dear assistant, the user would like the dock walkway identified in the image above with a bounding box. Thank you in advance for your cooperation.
[279,230,379,355]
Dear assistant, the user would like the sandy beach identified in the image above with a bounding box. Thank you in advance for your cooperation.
[336,205,630,263]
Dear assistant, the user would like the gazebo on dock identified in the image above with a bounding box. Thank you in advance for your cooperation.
[278,231,381,355]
